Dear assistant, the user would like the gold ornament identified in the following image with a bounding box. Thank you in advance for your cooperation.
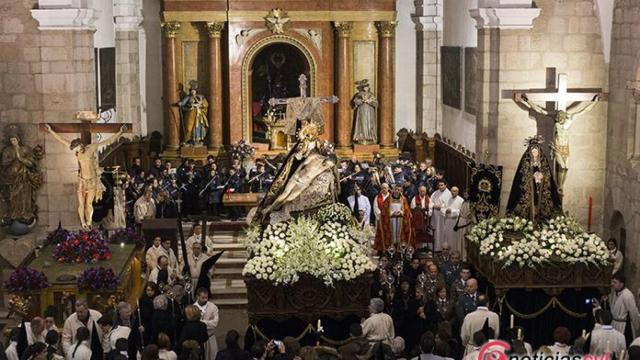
[205,21,225,38]
[161,22,181,38]
[265,8,291,34]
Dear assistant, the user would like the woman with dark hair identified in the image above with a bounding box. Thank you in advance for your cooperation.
[68,327,91,360]
[391,279,418,352]
[44,331,63,360]
[139,282,159,345]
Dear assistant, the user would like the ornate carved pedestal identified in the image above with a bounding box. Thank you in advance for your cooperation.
[245,272,373,323]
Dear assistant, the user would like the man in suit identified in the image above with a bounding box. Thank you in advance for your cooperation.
[456,278,478,321]
[460,294,499,356]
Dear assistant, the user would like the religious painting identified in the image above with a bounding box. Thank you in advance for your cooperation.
[353,40,376,92]
[95,47,116,112]
[181,41,208,97]
[250,43,310,144]
[441,46,462,109]
[464,47,478,115]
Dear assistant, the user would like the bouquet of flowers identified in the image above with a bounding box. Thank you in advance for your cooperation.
[108,227,144,247]
[77,267,120,291]
[467,215,610,268]
[229,139,256,160]
[243,204,375,286]
[4,267,49,292]
[53,230,112,263]
[44,225,70,246]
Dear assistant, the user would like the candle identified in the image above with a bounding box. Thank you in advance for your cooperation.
[588,196,593,232]
[317,319,322,332]
[582,329,586,338]
[510,314,514,328]
[517,328,522,340]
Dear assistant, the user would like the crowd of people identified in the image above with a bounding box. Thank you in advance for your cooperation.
[3,151,636,360]
[126,154,470,257]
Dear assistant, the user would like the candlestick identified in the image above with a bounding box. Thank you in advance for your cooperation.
[510,314,514,328]
[588,196,593,232]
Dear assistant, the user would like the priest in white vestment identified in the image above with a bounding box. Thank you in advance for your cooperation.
[460,295,499,356]
[590,310,626,356]
[182,223,203,261]
[5,317,47,359]
[194,288,220,360]
[594,273,640,342]
[429,181,452,251]
[185,242,210,294]
[347,185,371,227]
[61,301,102,356]
[145,237,164,275]
[441,187,465,255]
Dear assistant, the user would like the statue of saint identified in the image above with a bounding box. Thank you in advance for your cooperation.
[252,122,339,224]
[45,123,127,229]
[514,93,599,195]
[180,81,209,146]
[506,137,562,224]
[0,125,44,226]
[351,79,378,145]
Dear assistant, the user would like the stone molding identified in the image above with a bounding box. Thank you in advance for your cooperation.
[113,0,143,32]
[469,0,541,30]
[31,7,98,31]
[412,0,443,32]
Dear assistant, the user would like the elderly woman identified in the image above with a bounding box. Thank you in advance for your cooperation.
[150,295,174,346]
[362,298,395,346]
[178,305,208,354]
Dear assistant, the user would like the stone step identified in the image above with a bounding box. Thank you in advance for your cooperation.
[213,287,247,300]
[212,267,244,280]
[209,243,248,258]
[213,298,248,309]
[215,258,246,268]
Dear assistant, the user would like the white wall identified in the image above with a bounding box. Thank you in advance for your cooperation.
[442,0,477,150]
[142,0,163,135]
[394,0,417,133]
[93,0,115,48]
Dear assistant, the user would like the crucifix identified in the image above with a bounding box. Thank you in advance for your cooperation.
[39,111,132,229]
[268,74,339,138]
[507,68,608,197]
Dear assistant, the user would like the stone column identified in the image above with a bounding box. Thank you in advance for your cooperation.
[376,21,397,148]
[161,22,181,150]
[413,0,443,135]
[114,0,145,135]
[334,21,353,150]
[205,22,225,151]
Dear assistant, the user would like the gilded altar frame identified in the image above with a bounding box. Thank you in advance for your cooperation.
[241,35,318,142]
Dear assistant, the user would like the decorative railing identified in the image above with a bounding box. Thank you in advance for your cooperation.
[433,134,476,192]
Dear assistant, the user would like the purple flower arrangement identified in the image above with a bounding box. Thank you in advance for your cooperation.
[230,139,255,160]
[108,227,144,247]
[53,229,112,263]
[4,267,50,292]
[44,226,70,246]
[77,267,120,291]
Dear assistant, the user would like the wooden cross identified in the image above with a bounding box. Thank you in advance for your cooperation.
[38,112,132,143]
[268,74,338,108]
[504,68,608,111]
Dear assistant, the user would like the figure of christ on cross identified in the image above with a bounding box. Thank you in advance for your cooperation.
[512,73,604,197]
[268,74,339,138]
[42,118,130,229]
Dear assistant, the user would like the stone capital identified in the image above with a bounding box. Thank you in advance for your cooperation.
[205,21,225,38]
[113,0,143,31]
[375,21,398,38]
[469,2,541,30]
[31,7,98,31]
[412,15,442,32]
[161,22,181,38]
[333,21,353,38]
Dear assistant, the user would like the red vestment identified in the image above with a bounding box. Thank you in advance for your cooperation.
[374,195,415,251]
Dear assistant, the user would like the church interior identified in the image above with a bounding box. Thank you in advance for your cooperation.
[1,0,640,359]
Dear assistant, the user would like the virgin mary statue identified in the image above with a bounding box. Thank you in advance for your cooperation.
[506,137,562,224]
[252,122,340,224]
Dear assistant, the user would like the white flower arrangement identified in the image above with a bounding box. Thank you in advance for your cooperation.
[467,215,610,268]
[243,204,375,286]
